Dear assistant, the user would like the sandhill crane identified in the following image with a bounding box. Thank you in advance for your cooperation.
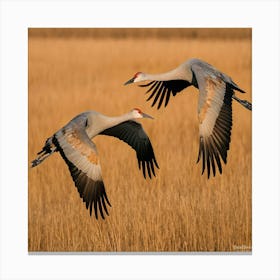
[31,108,159,220]
[124,58,252,178]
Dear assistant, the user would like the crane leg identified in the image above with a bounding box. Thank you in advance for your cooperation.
[232,94,252,111]
[31,136,57,167]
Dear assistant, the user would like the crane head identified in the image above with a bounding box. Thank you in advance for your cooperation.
[132,108,153,119]
[124,72,144,85]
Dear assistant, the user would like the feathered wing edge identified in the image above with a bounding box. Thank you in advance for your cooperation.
[100,120,159,179]
[139,80,190,109]
[52,135,111,220]
[197,84,233,178]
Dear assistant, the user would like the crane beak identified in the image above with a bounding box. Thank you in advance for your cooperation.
[142,112,154,119]
[124,77,134,86]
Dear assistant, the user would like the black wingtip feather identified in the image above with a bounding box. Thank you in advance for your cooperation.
[206,149,210,179]
[146,162,152,179]
[153,158,159,169]
[98,198,105,220]
[150,161,155,176]
[209,143,216,178]
[104,192,112,207]
[142,161,146,179]
[89,202,92,216]
[209,137,222,175]
[94,200,98,220]
[140,79,190,109]
[151,86,163,107]
[100,120,159,180]
[201,140,206,175]
[147,82,161,101]
[157,87,167,109]
[165,89,171,107]
[101,196,109,215]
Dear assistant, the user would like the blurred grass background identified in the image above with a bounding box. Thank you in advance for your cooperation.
[29,28,251,39]
[28,28,251,252]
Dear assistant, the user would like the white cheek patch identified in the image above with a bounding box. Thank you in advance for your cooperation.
[134,76,141,83]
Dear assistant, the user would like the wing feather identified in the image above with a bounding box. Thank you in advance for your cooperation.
[53,123,111,219]
[165,88,172,107]
[147,82,162,101]
[100,120,159,179]
[193,63,233,178]
[151,83,164,107]
[158,87,168,109]
[140,80,191,109]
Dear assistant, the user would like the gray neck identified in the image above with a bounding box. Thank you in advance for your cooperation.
[87,111,133,138]
[100,112,132,129]
[143,63,192,82]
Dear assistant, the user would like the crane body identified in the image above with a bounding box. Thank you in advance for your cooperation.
[31,109,159,219]
[124,58,252,178]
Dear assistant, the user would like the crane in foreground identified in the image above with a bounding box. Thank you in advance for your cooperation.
[31,108,159,220]
[124,58,252,178]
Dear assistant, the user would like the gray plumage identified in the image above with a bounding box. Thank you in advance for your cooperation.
[31,109,159,219]
[124,58,252,178]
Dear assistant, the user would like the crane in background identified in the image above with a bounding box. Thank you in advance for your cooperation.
[124,58,252,178]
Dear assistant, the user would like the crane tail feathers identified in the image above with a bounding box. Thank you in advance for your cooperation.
[31,136,56,167]
[233,95,252,110]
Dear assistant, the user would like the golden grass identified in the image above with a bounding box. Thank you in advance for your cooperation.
[28,35,252,252]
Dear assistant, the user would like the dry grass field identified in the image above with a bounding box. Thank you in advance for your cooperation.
[28,29,252,252]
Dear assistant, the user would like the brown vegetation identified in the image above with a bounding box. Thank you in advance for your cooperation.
[29,28,251,39]
[28,29,251,252]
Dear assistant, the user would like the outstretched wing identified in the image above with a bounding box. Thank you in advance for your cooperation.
[53,121,111,220]
[100,120,159,179]
[192,63,233,178]
[139,80,190,109]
